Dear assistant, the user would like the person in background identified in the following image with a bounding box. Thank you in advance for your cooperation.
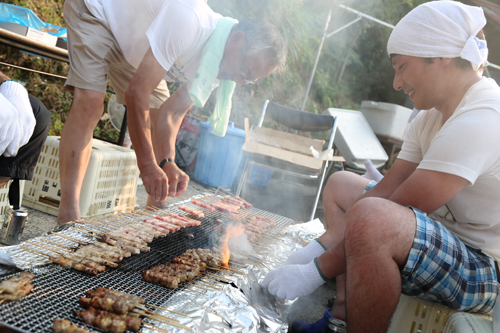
[0,71,50,192]
[58,0,287,224]
[261,2,500,332]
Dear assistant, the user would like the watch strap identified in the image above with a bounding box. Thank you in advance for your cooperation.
[159,158,175,169]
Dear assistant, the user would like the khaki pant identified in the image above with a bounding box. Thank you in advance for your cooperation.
[63,0,170,108]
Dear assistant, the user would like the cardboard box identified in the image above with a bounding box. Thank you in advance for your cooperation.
[242,127,326,172]
[0,22,57,46]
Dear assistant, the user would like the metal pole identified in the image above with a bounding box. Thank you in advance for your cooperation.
[300,1,336,112]
[338,4,395,29]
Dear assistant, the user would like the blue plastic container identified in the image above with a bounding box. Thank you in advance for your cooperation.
[194,121,246,188]
[248,164,274,189]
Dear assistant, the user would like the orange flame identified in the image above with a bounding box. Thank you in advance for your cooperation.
[221,223,245,266]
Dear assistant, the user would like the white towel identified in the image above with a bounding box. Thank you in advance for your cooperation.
[387,0,488,71]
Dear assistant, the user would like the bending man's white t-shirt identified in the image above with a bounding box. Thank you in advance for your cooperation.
[84,0,222,83]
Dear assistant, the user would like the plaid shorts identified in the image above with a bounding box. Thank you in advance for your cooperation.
[362,181,499,314]
[402,208,499,314]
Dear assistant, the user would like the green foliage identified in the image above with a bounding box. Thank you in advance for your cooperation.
[1,0,433,141]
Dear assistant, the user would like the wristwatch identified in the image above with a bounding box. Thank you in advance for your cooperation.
[159,158,175,169]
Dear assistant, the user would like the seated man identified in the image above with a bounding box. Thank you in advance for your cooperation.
[261,2,500,333]
[0,71,51,194]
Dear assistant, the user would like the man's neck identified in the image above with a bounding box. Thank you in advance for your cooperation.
[435,71,482,122]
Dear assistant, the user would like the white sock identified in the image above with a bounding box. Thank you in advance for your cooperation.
[362,159,383,182]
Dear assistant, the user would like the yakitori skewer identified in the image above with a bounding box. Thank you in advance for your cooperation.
[21,246,101,276]
[146,303,187,317]
[51,233,89,245]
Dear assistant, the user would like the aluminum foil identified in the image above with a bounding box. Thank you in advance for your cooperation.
[148,218,326,333]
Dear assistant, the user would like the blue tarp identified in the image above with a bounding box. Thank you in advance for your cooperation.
[0,3,66,41]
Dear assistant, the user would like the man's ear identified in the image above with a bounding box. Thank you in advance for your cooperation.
[227,31,246,47]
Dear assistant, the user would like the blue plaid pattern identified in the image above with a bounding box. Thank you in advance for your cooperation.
[401,207,499,315]
[363,180,377,194]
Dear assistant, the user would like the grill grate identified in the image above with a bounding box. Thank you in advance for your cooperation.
[0,195,293,333]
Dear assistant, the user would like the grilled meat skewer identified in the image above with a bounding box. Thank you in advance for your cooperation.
[53,318,95,333]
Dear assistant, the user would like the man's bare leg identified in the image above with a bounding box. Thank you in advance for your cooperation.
[321,171,370,320]
[58,88,105,224]
[344,197,415,332]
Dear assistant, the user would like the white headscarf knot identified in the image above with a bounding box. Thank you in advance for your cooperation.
[387,0,488,71]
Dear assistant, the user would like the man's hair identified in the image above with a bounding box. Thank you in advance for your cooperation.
[232,18,287,74]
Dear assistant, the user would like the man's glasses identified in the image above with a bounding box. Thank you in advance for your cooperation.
[240,51,257,85]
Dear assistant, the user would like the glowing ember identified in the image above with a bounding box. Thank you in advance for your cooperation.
[221,223,245,266]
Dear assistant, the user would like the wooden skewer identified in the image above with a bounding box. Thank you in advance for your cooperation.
[43,239,74,250]
[51,233,89,245]
[185,287,207,296]
[136,210,156,218]
[197,279,223,288]
[136,311,191,331]
[108,216,132,226]
[208,267,238,276]
[200,275,227,285]
[25,240,67,256]
[0,289,6,295]
[85,220,113,231]
[223,266,246,275]
[213,309,233,328]
[202,272,232,282]
[193,281,220,290]
[134,309,180,323]
[70,228,100,240]
[21,245,51,258]
[72,225,104,236]
[146,304,187,317]
[188,281,215,291]
[142,322,171,333]
[0,298,7,305]
[228,261,245,267]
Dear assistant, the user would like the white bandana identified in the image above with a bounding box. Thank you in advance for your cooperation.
[387,0,488,71]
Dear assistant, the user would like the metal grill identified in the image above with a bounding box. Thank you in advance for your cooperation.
[0,193,294,333]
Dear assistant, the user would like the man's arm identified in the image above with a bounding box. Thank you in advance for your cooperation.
[125,48,168,202]
[153,83,192,196]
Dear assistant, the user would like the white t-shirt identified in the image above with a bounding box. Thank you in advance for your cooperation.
[398,77,500,261]
[84,0,222,83]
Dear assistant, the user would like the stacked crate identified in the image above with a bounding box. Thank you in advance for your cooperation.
[23,136,139,218]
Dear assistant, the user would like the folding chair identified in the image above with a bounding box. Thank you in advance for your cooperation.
[236,100,340,221]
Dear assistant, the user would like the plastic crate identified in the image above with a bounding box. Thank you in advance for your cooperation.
[387,295,491,333]
[23,136,139,218]
[0,180,25,217]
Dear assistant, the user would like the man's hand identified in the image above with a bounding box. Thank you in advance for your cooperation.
[163,162,189,196]
[141,163,168,202]
[261,260,327,300]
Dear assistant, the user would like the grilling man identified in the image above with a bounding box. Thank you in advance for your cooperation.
[261,2,500,333]
[58,0,287,224]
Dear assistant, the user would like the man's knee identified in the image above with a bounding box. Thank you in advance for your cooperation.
[70,88,106,123]
[344,198,415,261]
